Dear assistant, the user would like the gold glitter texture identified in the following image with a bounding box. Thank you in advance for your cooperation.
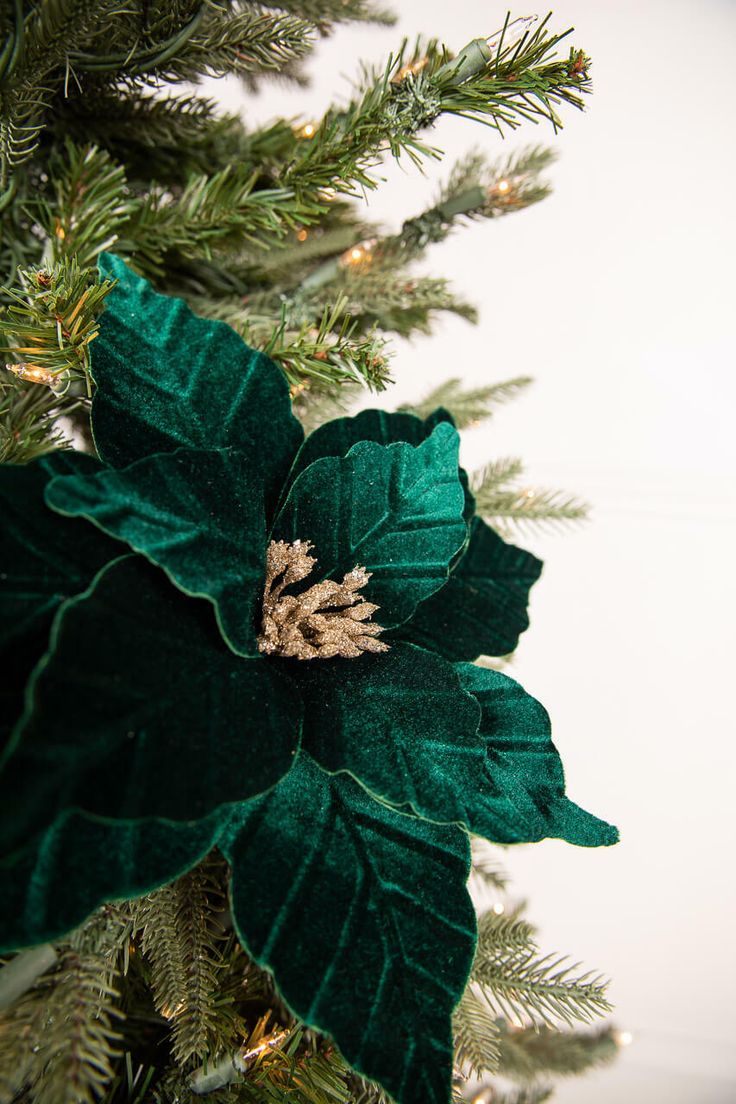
[257,539,388,660]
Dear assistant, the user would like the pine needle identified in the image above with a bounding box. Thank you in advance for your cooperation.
[453,986,501,1076]
[400,376,533,427]
[470,460,590,535]
[130,855,233,1065]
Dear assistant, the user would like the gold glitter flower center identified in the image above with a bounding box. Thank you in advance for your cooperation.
[257,539,389,661]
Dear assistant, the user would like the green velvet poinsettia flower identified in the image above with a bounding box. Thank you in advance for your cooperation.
[0,255,616,1104]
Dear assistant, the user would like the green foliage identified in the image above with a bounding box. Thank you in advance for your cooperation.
[217,294,393,393]
[470,838,509,894]
[471,459,590,535]
[282,20,589,204]
[453,986,501,1076]
[497,1023,619,1082]
[470,910,611,1030]
[0,7,592,452]
[0,255,114,461]
[0,370,68,461]
[380,146,556,265]
[400,377,533,428]
[129,856,234,1065]
[0,906,129,1104]
[0,255,114,386]
[0,8,614,1104]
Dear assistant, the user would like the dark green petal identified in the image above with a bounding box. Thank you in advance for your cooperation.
[398,518,542,661]
[47,447,266,657]
[0,453,121,740]
[93,254,303,516]
[284,406,475,521]
[273,422,467,628]
[0,807,228,952]
[293,644,488,825]
[0,556,301,856]
[456,664,618,847]
[0,452,117,651]
[223,752,475,1104]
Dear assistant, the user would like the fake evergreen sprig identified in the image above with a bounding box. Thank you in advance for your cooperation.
[471,459,590,535]
[471,911,611,1030]
[1,8,594,452]
[283,16,589,205]
[401,377,534,428]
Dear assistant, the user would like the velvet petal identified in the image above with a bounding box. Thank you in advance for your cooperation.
[0,807,229,952]
[398,518,543,661]
[456,664,618,847]
[292,644,490,826]
[0,453,122,742]
[0,452,117,651]
[0,556,302,855]
[223,752,476,1104]
[284,406,475,521]
[93,254,303,516]
[47,447,266,656]
[273,422,467,628]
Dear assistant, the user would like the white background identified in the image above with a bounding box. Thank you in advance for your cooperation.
[209,2,736,1099]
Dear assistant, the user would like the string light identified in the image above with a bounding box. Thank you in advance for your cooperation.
[339,237,377,269]
[238,1028,290,1067]
[487,177,513,203]
[392,56,429,83]
[615,1029,634,1047]
[6,362,58,387]
[296,229,308,242]
[486,15,538,53]
[492,901,505,916]
[294,121,318,139]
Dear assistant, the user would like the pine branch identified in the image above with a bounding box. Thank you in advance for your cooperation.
[400,377,532,427]
[200,293,391,394]
[346,1071,393,1104]
[471,912,611,1030]
[470,461,590,535]
[143,6,316,83]
[0,905,129,1104]
[381,146,556,264]
[266,0,396,30]
[497,1023,619,1082]
[291,146,555,295]
[336,272,477,337]
[46,141,135,268]
[248,220,369,285]
[39,139,312,279]
[0,255,114,387]
[283,18,590,204]
[475,909,538,957]
[470,838,509,894]
[52,92,247,185]
[130,167,311,277]
[130,855,234,1065]
[453,986,501,1076]
[0,1,123,186]
[0,369,70,462]
[293,380,361,434]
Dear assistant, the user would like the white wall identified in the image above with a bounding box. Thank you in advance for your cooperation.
[208,2,736,1098]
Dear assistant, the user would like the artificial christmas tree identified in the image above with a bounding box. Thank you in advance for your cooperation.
[0,5,619,1103]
